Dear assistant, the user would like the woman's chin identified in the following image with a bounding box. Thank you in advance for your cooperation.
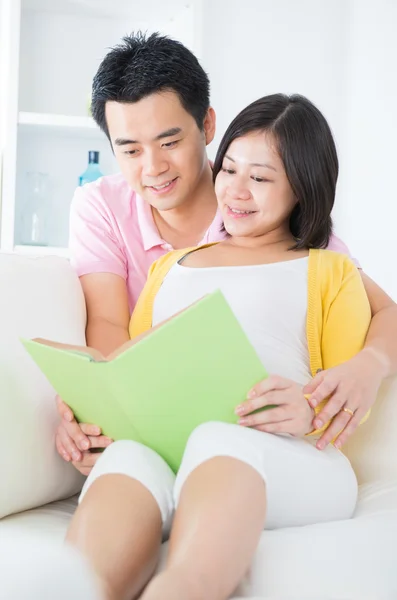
[223,219,255,238]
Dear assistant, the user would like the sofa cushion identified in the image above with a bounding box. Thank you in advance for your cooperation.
[1,480,396,598]
[0,253,86,518]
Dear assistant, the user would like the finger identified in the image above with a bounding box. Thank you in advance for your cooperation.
[55,435,71,462]
[239,406,287,427]
[62,420,91,451]
[333,412,362,449]
[77,452,101,468]
[308,378,339,408]
[315,410,352,450]
[302,372,324,396]
[80,423,102,436]
[55,395,74,423]
[58,427,82,462]
[252,420,294,434]
[313,391,346,430]
[236,391,279,416]
[245,374,292,404]
[72,451,102,475]
[87,435,113,449]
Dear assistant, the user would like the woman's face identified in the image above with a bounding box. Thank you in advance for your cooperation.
[215,131,297,241]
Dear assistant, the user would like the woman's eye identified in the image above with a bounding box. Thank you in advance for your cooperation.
[252,176,268,183]
[221,167,235,175]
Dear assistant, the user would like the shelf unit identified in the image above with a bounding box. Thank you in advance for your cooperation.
[18,112,101,137]
[0,0,200,256]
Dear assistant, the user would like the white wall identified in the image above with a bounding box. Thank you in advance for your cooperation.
[200,0,397,298]
[338,0,397,299]
[201,0,350,155]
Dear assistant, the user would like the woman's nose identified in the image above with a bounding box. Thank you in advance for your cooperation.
[227,185,252,201]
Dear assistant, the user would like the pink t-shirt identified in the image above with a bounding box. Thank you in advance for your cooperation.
[69,173,357,312]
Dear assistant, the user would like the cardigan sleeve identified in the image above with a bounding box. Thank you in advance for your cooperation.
[321,258,371,369]
[309,256,372,436]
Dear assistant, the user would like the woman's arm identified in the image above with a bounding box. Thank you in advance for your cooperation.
[304,269,396,449]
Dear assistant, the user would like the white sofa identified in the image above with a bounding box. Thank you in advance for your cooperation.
[1,252,396,600]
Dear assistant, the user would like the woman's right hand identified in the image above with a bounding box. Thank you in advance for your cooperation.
[55,396,113,476]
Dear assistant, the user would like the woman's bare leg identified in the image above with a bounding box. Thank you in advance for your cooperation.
[140,457,266,600]
[66,474,162,600]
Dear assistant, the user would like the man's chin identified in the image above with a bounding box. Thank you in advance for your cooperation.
[143,193,184,212]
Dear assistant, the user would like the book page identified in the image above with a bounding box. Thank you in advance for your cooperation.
[33,338,106,362]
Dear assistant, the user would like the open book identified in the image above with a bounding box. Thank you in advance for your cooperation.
[22,290,268,472]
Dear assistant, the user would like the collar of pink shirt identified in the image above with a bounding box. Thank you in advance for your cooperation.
[135,193,227,252]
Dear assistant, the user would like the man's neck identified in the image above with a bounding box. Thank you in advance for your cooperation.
[152,165,217,249]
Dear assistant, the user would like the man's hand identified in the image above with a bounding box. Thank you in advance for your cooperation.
[236,375,314,437]
[303,348,386,450]
[55,396,113,475]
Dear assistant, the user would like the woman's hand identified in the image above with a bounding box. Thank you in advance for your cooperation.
[236,375,314,437]
[303,348,386,450]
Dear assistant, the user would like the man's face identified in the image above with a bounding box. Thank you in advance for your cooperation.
[105,91,215,211]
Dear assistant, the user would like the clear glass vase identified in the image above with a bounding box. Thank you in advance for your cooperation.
[20,172,50,246]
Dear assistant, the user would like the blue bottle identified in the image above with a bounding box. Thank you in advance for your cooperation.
[79,151,103,186]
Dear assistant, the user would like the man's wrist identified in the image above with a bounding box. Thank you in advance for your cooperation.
[360,346,390,379]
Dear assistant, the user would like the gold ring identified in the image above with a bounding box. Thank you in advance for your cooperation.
[342,407,355,417]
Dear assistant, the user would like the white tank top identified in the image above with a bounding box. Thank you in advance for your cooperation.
[152,257,312,386]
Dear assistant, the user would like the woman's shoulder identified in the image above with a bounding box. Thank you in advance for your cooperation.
[310,248,359,276]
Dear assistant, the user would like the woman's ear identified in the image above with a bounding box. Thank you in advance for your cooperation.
[203,107,216,145]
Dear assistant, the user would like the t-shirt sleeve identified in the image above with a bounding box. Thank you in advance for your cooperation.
[69,185,127,280]
[327,234,361,269]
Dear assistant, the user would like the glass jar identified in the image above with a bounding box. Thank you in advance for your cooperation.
[20,172,50,246]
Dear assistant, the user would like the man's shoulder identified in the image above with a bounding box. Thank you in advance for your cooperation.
[72,173,138,218]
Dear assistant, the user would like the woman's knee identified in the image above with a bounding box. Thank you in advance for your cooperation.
[174,422,266,503]
[79,440,176,530]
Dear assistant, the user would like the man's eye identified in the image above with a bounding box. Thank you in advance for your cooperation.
[162,141,178,148]
[124,150,138,156]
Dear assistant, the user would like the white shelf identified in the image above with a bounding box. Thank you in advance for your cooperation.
[14,245,70,258]
[22,0,190,22]
[18,112,103,138]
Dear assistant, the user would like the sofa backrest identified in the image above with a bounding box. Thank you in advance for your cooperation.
[0,253,85,519]
[343,375,397,485]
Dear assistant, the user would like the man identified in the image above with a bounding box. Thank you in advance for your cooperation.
[56,31,397,474]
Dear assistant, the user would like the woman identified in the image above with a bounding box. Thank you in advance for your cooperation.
[66,94,371,600]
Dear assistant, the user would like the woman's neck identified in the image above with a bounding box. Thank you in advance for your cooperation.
[224,228,296,252]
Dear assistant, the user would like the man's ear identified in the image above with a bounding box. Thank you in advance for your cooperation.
[203,107,216,145]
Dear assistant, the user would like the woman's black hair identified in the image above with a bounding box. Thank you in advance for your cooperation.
[213,94,338,249]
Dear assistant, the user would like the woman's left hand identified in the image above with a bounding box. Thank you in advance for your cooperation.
[302,348,387,450]
[236,375,314,437]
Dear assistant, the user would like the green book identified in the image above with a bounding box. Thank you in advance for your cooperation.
[22,290,267,472]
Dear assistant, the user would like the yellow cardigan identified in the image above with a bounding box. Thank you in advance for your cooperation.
[129,247,372,435]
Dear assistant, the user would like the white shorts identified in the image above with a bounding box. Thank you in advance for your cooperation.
[79,422,357,535]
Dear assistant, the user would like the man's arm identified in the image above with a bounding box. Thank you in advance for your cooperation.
[80,272,131,356]
[305,270,397,449]
[360,272,397,376]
